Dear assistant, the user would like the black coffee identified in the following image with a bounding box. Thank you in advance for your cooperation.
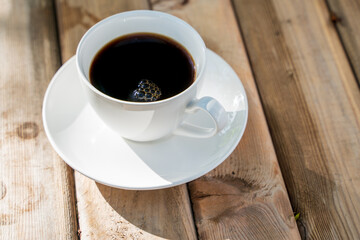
[90,33,195,102]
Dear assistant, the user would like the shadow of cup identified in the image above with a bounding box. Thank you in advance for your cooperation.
[96,182,196,239]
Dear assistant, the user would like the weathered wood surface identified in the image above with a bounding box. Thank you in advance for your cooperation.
[233,0,360,239]
[151,0,300,239]
[0,0,77,239]
[326,0,360,84]
[55,0,197,239]
[3,0,359,239]
[75,177,197,239]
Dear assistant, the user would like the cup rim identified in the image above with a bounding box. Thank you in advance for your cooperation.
[76,10,206,106]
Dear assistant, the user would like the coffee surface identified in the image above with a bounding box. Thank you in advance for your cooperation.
[90,33,195,102]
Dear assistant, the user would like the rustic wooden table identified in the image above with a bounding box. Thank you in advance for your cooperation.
[1,0,359,239]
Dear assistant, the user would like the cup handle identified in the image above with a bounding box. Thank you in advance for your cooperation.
[173,96,228,138]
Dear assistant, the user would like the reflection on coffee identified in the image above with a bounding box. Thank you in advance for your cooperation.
[90,33,195,102]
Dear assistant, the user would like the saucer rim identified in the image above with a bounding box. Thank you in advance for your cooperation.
[42,49,248,190]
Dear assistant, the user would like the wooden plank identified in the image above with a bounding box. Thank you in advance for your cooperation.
[151,0,301,239]
[233,0,360,239]
[54,1,198,239]
[75,176,197,239]
[0,0,78,239]
[326,0,360,84]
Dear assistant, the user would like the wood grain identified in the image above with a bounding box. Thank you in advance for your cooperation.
[0,0,77,239]
[75,174,196,239]
[326,0,360,84]
[55,1,198,239]
[233,0,360,239]
[151,0,300,239]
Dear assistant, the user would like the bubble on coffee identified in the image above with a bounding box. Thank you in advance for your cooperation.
[129,79,162,102]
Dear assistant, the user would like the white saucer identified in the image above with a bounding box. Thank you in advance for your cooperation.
[42,49,248,190]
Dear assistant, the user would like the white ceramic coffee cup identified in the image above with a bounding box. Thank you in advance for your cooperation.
[76,10,228,141]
